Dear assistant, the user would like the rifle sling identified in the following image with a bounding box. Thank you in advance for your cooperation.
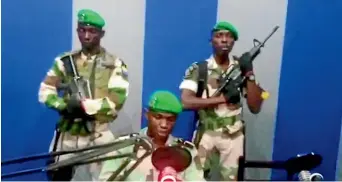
[89,57,97,99]
[193,61,208,148]
[84,56,98,134]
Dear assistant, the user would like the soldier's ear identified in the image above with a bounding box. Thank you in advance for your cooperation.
[100,30,105,38]
[144,108,149,118]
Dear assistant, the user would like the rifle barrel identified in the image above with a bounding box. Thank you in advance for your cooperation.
[260,26,279,46]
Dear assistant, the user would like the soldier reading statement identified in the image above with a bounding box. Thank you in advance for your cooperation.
[99,90,204,181]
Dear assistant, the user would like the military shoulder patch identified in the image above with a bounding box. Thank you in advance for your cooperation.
[99,53,117,68]
[113,58,128,78]
[121,61,128,69]
[121,62,128,78]
[183,62,198,79]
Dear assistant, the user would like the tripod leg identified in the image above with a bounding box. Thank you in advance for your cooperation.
[48,167,75,181]
[237,120,246,181]
[287,171,295,181]
[237,156,245,181]
[46,129,75,181]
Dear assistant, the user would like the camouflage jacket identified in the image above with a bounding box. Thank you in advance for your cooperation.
[38,48,129,135]
[179,55,248,133]
[98,127,204,181]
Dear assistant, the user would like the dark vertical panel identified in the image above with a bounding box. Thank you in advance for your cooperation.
[272,0,342,180]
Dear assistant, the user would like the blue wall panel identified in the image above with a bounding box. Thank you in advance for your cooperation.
[141,0,218,140]
[272,0,342,180]
[1,0,72,180]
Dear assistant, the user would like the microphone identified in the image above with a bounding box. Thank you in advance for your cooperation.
[152,146,192,182]
[298,170,324,181]
[158,166,178,182]
[283,152,323,181]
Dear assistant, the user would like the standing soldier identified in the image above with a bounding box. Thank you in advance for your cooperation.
[38,9,129,181]
[179,21,265,180]
[98,90,204,181]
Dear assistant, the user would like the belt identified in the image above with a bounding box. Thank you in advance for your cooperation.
[58,119,110,136]
[201,115,241,131]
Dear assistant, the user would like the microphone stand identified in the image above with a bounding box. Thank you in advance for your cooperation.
[2,133,154,180]
[237,152,323,181]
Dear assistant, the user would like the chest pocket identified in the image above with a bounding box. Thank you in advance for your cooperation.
[94,66,113,99]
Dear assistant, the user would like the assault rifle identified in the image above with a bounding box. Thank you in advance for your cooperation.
[58,54,92,100]
[212,26,279,97]
[57,54,95,131]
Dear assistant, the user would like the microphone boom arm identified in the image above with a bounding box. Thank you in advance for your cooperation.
[2,134,154,180]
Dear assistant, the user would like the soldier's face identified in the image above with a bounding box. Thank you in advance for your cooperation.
[211,30,235,55]
[77,23,104,49]
[146,111,177,138]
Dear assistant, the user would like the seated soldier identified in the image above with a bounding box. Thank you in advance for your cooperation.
[98,90,204,181]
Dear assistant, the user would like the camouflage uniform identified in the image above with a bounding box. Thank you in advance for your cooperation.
[38,47,129,180]
[99,90,204,181]
[38,9,129,180]
[98,127,204,181]
[179,55,246,180]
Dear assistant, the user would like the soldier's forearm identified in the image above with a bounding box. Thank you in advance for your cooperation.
[84,87,127,113]
[39,82,66,110]
[108,88,128,110]
[39,62,66,111]
[82,57,129,116]
[181,92,226,110]
[246,80,263,114]
[81,97,115,116]
[102,63,129,112]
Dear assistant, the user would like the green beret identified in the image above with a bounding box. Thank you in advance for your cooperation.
[148,90,183,115]
[212,21,239,41]
[77,9,105,28]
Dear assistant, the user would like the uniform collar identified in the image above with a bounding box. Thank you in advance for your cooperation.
[140,127,175,146]
[206,54,237,70]
[80,52,97,61]
[80,47,106,61]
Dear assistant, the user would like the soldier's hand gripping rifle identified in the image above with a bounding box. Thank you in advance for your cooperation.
[1,133,154,180]
[212,26,280,97]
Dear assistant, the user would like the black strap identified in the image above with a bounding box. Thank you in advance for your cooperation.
[192,61,208,146]
[89,57,98,99]
[193,61,208,126]
[51,124,61,152]
[196,61,208,98]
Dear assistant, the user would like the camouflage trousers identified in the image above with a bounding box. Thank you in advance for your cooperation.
[49,123,115,181]
[195,129,244,181]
